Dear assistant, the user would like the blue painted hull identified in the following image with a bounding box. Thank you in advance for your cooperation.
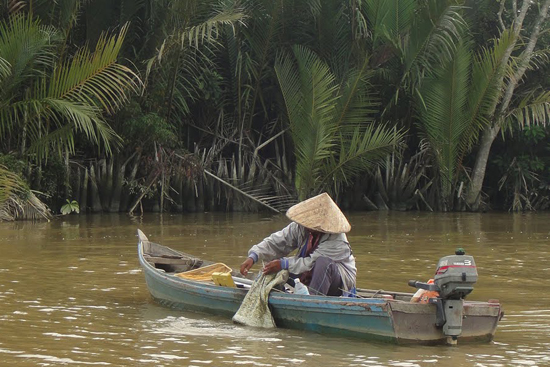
[138,233,502,344]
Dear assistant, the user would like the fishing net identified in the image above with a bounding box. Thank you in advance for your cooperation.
[233,270,289,328]
[175,263,233,282]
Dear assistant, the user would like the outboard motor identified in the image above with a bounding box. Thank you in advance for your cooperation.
[409,248,478,343]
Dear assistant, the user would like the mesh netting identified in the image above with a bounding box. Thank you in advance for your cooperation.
[175,263,233,282]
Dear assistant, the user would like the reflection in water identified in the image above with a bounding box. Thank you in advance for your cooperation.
[0,212,548,366]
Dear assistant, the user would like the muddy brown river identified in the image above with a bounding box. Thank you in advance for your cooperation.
[0,212,548,366]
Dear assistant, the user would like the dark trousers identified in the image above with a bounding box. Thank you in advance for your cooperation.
[308,256,343,296]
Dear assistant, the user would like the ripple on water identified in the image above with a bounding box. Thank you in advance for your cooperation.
[16,354,111,365]
[151,315,280,342]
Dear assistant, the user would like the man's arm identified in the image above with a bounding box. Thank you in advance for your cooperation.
[282,234,351,274]
[240,222,302,275]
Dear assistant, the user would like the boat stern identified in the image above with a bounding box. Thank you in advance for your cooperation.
[388,300,502,344]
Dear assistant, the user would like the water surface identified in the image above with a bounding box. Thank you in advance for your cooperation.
[0,212,548,366]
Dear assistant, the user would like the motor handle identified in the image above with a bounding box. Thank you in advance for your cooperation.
[408,280,438,292]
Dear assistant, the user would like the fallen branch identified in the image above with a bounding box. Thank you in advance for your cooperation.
[203,169,280,213]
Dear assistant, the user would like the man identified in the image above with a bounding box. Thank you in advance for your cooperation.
[240,192,356,296]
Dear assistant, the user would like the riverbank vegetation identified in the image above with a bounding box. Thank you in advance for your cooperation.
[1,0,550,219]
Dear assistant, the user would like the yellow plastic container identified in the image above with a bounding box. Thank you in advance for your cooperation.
[211,272,236,287]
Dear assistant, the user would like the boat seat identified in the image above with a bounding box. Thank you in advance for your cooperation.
[144,254,203,273]
[144,255,197,265]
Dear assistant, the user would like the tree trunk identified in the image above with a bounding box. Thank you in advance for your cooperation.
[109,159,125,212]
[174,173,184,212]
[230,155,243,212]
[89,165,103,213]
[183,178,197,212]
[99,159,113,210]
[120,151,141,211]
[465,0,550,211]
[465,126,500,210]
[80,168,89,212]
[32,165,42,191]
[205,175,215,211]
[128,168,160,215]
[196,178,205,212]
[64,150,70,200]
[74,167,81,205]
[159,167,165,213]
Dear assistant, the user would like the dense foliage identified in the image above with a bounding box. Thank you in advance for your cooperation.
[1,0,550,218]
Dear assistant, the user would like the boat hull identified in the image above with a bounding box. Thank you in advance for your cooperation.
[138,231,502,344]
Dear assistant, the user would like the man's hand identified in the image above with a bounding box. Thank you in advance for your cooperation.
[240,257,254,276]
[262,259,282,275]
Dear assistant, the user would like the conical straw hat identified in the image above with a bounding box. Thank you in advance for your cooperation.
[286,193,351,233]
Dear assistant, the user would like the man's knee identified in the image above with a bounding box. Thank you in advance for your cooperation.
[314,256,333,269]
[313,256,337,276]
[310,256,342,296]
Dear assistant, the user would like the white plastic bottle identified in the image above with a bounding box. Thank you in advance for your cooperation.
[294,278,310,295]
[410,288,426,303]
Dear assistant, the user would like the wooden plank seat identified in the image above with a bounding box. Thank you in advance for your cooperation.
[143,254,203,273]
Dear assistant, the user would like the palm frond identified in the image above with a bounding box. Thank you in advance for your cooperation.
[0,164,26,204]
[0,14,57,101]
[5,1,26,14]
[154,8,246,63]
[364,0,416,46]
[403,1,465,86]
[0,56,10,80]
[0,190,52,221]
[183,9,246,48]
[311,0,354,65]
[120,0,146,23]
[27,124,75,162]
[276,46,341,197]
[526,49,550,71]
[276,45,402,198]
[505,91,550,130]
[0,18,137,162]
[306,0,322,17]
[462,30,516,150]
[418,40,470,198]
[21,98,121,161]
[147,8,246,80]
[274,49,306,133]
[334,65,379,128]
[56,0,84,31]
[322,124,404,191]
[293,46,339,131]
[46,23,141,115]
[0,165,51,221]
[372,141,433,211]
[242,0,283,59]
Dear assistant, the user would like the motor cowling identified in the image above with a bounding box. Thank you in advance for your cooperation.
[434,248,477,300]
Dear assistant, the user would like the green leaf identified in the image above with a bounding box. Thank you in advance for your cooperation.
[60,199,79,215]
[0,16,140,163]
[417,40,471,199]
[276,46,403,199]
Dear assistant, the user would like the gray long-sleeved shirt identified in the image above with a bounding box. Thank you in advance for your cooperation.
[248,222,356,291]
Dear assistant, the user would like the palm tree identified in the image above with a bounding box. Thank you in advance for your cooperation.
[0,13,140,161]
[0,13,140,218]
[364,0,465,117]
[465,0,550,210]
[416,33,515,210]
[275,46,403,200]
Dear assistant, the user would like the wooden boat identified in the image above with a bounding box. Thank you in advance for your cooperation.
[137,229,503,345]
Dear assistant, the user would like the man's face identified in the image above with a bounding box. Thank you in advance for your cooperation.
[308,229,321,236]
